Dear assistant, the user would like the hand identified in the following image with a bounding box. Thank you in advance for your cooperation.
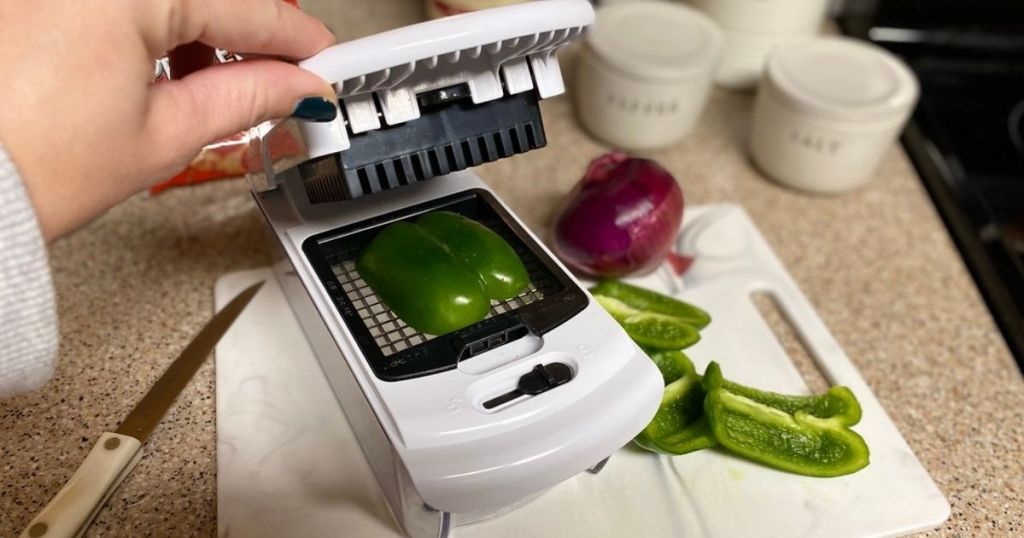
[0,0,336,240]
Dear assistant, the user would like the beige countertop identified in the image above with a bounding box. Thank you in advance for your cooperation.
[2,1,1023,536]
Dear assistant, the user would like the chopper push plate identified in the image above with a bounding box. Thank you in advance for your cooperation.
[301,86,548,203]
[302,189,589,381]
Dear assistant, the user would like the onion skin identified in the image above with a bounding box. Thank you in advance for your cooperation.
[552,153,684,278]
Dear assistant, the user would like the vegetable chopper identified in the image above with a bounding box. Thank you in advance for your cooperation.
[243,2,662,536]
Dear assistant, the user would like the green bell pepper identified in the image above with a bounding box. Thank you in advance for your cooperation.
[357,211,531,335]
[644,349,696,385]
[634,372,718,455]
[416,211,529,300]
[654,416,716,455]
[704,388,870,477]
[356,221,490,335]
[702,362,862,426]
[594,296,701,350]
[591,280,711,329]
[588,280,870,476]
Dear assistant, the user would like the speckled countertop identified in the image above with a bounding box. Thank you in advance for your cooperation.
[2,1,1022,536]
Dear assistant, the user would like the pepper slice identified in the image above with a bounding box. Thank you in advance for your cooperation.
[635,372,717,455]
[644,348,696,385]
[654,416,716,455]
[594,295,701,350]
[702,362,862,426]
[704,388,870,477]
[591,280,711,329]
[416,211,529,300]
[357,221,490,335]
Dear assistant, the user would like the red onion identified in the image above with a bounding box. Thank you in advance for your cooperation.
[552,153,684,278]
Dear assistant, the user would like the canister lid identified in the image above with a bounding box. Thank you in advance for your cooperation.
[764,37,919,124]
[586,1,723,82]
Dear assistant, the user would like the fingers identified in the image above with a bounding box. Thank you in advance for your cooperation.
[142,0,337,184]
[164,0,334,60]
[145,58,334,169]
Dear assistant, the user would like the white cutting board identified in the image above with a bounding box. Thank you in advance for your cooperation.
[215,204,950,538]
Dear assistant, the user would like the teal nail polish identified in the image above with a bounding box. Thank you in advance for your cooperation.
[292,97,337,122]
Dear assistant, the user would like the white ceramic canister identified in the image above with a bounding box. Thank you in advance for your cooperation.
[574,1,723,151]
[425,0,526,20]
[750,37,920,194]
[690,0,829,89]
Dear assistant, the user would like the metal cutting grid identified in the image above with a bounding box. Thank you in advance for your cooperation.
[331,258,546,357]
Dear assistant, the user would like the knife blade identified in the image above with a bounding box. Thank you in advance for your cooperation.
[20,281,264,538]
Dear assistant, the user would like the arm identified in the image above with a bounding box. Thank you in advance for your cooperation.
[0,0,336,395]
[0,143,57,397]
[0,0,336,240]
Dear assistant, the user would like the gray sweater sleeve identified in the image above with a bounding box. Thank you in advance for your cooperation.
[0,143,58,397]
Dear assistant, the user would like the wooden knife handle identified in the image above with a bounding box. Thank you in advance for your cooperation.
[20,432,143,538]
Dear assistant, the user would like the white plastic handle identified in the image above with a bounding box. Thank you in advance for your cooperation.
[20,432,143,538]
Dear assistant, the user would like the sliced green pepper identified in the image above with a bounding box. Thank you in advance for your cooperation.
[585,279,870,476]
[594,296,700,350]
[416,211,529,300]
[635,373,717,455]
[654,416,717,455]
[643,349,696,385]
[702,362,862,426]
[591,280,711,329]
[357,221,490,335]
[704,388,870,477]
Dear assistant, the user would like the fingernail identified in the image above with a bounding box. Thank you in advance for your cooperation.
[292,96,337,122]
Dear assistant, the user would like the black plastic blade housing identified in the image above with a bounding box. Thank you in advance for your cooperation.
[301,90,547,203]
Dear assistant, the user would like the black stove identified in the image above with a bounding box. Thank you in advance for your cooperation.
[841,0,1024,370]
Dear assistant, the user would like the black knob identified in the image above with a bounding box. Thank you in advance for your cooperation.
[518,362,573,396]
[482,362,574,409]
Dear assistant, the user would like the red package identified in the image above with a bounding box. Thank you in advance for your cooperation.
[150,0,308,195]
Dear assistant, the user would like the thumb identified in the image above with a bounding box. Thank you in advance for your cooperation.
[147,58,335,165]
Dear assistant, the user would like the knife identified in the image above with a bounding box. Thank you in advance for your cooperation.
[20,281,264,538]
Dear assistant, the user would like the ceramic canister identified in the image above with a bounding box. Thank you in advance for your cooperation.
[750,37,920,193]
[575,1,723,151]
[425,0,526,20]
[690,0,830,90]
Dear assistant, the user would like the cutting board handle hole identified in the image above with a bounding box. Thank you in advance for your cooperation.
[750,291,831,394]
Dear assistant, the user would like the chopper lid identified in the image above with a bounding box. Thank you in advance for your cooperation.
[300,0,594,101]
[293,0,593,160]
[250,1,593,200]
